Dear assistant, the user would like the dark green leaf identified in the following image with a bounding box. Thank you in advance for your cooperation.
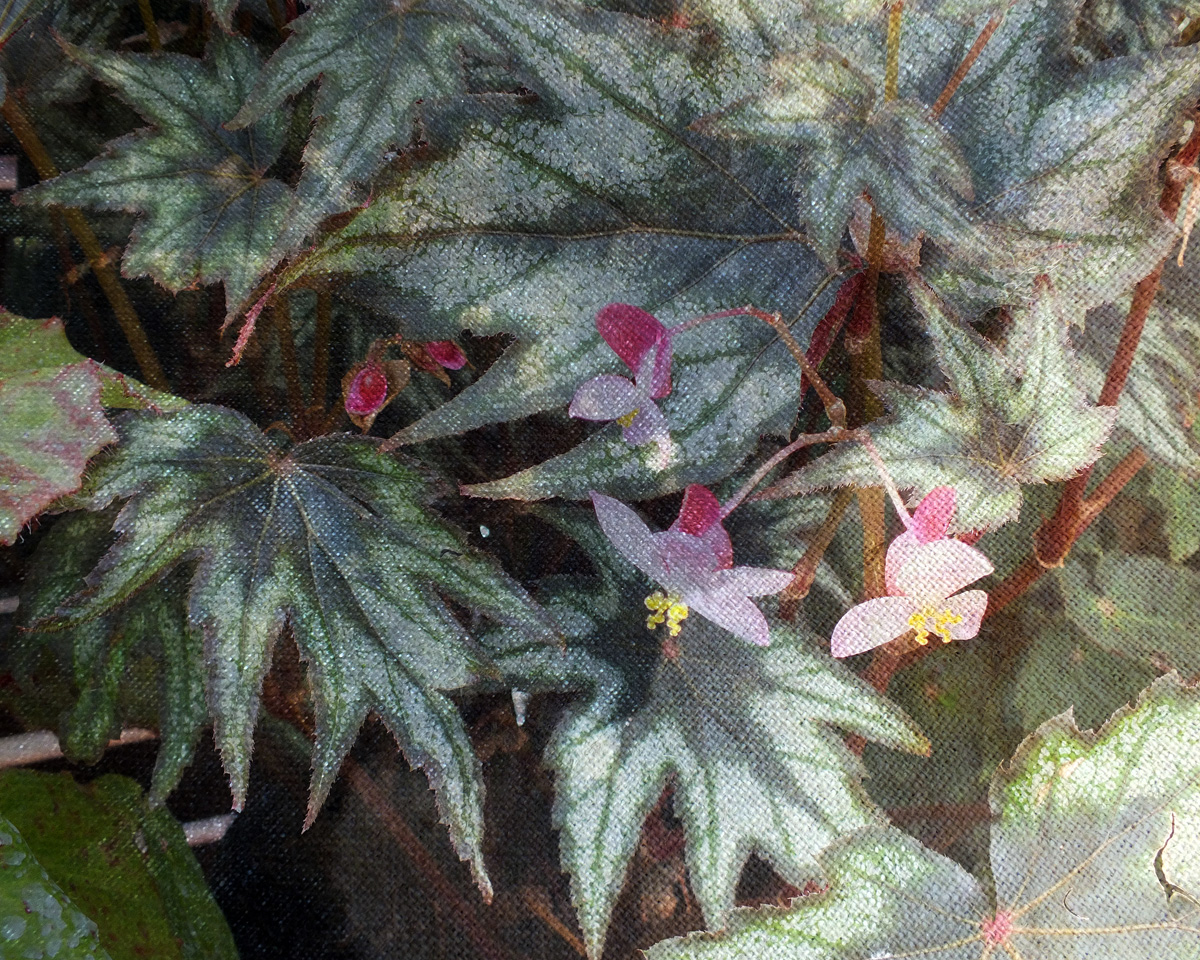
[651,673,1200,959]
[0,771,237,960]
[0,814,110,960]
[766,278,1117,532]
[17,36,293,316]
[47,405,552,895]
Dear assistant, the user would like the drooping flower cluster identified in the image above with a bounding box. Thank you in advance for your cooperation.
[592,485,792,647]
[342,338,468,430]
[830,486,993,658]
[570,304,674,448]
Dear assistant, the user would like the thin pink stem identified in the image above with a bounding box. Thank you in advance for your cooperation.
[721,427,848,518]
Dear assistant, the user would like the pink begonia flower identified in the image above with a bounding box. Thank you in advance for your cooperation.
[425,340,468,370]
[830,486,993,658]
[591,485,793,647]
[570,304,673,447]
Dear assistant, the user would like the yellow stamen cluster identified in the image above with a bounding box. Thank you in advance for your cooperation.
[907,606,963,645]
[645,591,689,637]
[616,408,640,428]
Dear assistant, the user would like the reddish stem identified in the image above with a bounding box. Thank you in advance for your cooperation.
[930,16,1002,119]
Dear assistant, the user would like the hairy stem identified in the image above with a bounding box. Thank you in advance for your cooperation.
[2,95,168,390]
[930,15,1002,118]
[884,2,904,102]
[271,296,305,427]
[722,427,849,518]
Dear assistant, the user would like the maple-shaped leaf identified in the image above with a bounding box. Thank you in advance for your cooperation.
[766,279,1117,532]
[932,0,1200,320]
[695,48,982,264]
[226,0,494,258]
[496,571,927,957]
[42,405,553,897]
[281,0,834,502]
[14,509,204,805]
[17,36,293,317]
[650,672,1200,960]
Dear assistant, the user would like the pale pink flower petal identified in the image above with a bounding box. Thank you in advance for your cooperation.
[884,529,921,596]
[655,529,724,581]
[945,589,988,640]
[686,589,774,647]
[637,339,673,400]
[709,566,795,597]
[893,538,994,603]
[591,493,667,582]
[569,375,643,421]
[830,596,921,658]
[910,485,956,544]
[621,402,671,446]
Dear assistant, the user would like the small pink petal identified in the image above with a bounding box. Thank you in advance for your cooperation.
[621,403,671,446]
[597,304,667,377]
[673,485,722,536]
[830,597,920,658]
[569,375,642,421]
[893,538,994,603]
[345,362,389,415]
[656,530,724,582]
[591,492,666,583]
[945,590,988,640]
[426,340,467,369]
[911,486,956,544]
[686,590,774,646]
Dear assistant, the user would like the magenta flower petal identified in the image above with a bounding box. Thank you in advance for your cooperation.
[596,303,667,375]
[945,589,988,640]
[569,375,643,422]
[345,361,389,415]
[638,339,673,400]
[621,402,671,446]
[425,340,467,369]
[910,486,956,544]
[893,538,994,603]
[590,492,667,582]
[673,485,722,536]
[686,590,775,646]
[830,596,920,658]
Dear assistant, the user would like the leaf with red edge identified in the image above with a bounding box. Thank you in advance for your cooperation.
[0,313,115,545]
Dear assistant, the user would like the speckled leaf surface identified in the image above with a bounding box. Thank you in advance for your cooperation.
[650,673,1200,959]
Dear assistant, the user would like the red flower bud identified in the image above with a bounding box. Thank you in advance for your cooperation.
[344,360,389,416]
[425,340,467,369]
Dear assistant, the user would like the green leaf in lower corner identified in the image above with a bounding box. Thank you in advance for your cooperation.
[766,278,1116,532]
[44,405,553,897]
[650,672,1200,959]
[16,36,293,317]
[1059,551,1200,676]
[0,313,116,546]
[0,771,237,960]
[531,576,926,957]
[0,814,110,960]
